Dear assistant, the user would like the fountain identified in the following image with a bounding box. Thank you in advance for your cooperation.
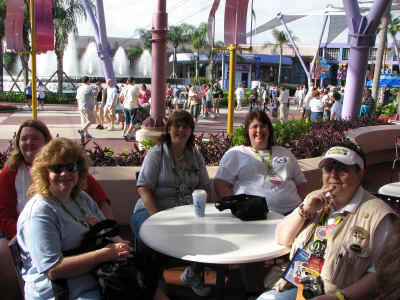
[133,50,152,78]
[2,34,142,91]
[80,41,103,77]
[32,50,57,78]
[63,34,80,78]
[113,47,130,77]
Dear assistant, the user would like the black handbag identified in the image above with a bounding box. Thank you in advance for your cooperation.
[215,194,269,221]
[52,220,158,300]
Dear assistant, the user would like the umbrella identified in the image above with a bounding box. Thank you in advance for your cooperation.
[366,74,400,88]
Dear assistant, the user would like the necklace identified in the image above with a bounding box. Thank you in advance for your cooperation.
[47,189,90,228]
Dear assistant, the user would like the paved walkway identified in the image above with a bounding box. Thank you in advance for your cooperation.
[0,103,302,153]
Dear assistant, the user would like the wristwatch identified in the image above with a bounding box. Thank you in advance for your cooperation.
[335,290,349,300]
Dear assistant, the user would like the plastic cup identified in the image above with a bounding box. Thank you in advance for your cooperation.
[192,189,207,217]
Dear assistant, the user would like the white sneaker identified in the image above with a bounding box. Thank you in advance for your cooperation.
[180,266,211,297]
[108,126,114,131]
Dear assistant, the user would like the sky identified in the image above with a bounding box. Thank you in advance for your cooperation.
[77,0,352,46]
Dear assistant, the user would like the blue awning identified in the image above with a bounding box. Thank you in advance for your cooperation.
[169,53,293,65]
[239,53,293,65]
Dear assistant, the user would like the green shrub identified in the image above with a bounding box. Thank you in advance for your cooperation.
[273,119,311,146]
[189,77,209,86]
[376,100,398,117]
[0,92,25,103]
[230,126,246,146]
[45,92,76,104]
[0,92,77,104]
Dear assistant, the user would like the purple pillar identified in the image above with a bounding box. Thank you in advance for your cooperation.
[81,0,116,84]
[142,0,168,128]
[342,0,391,119]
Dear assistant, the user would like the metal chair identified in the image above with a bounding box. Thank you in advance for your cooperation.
[8,237,25,299]
[391,136,400,182]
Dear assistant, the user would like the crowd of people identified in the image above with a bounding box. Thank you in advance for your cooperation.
[1,79,399,300]
[76,76,148,141]
[234,83,380,122]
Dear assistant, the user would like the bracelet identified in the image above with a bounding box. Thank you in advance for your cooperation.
[335,290,349,300]
[298,203,313,220]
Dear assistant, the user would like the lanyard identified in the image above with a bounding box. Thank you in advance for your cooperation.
[47,189,90,228]
[172,151,188,190]
[312,205,345,247]
[252,147,273,170]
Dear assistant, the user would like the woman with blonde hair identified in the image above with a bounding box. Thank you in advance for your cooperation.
[17,138,132,299]
[17,138,167,300]
[0,119,113,240]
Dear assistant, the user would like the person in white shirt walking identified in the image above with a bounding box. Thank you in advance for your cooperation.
[76,76,97,139]
[37,81,46,110]
[235,83,245,111]
[330,91,343,120]
[121,77,141,139]
[104,79,119,131]
[278,87,290,122]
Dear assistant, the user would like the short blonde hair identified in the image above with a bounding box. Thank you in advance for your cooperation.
[28,138,90,199]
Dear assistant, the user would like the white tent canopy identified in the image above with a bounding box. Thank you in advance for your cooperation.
[247,2,400,45]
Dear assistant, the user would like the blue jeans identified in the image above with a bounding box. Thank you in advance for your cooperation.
[310,112,323,121]
[256,288,297,300]
[130,207,150,244]
[124,108,138,125]
[77,289,101,300]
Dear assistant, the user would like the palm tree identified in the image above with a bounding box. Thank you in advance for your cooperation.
[208,40,225,82]
[387,14,400,66]
[126,45,143,66]
[168,24,186,78]
[187,23,208,83]
[53,0,88,93]
[271,29,294,86]
[372,1,391,101]
[136,28,152,53]
[0,0,6,92]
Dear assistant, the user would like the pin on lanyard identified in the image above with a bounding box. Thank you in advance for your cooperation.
[252,147,273,170]
[47,189,90,228]
[313,205,344,242]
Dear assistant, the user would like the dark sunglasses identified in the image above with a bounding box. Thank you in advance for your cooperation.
[48,163,78,174]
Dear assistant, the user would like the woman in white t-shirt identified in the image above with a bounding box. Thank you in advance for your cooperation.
[309,90,324,121]
[214,110,308,298]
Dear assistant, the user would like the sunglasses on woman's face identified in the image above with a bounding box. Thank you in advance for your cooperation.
[48,163,78,174]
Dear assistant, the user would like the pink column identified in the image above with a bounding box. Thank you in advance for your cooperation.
[142,0,168,128]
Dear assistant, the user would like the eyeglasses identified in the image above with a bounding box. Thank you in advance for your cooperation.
[48,163,78,174]
[323,161,355,174]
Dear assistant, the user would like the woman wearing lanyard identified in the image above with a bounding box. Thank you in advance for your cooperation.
[130,110,212,298]
[214,110,308,299]
[16,138,137,300]
[256,143,395,300]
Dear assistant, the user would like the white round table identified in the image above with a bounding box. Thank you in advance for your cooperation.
[378,181,400,198]
[140,204,289,265]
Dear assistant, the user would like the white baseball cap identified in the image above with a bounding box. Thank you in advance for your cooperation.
[318,146,364,170]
